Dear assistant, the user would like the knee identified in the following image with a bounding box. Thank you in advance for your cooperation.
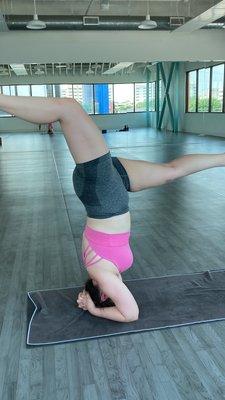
[56,98,79,120]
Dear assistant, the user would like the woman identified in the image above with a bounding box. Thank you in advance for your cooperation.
[0,94,224,322]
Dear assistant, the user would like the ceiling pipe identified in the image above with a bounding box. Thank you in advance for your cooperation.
[6,15,222,31]
[7,16,170,30]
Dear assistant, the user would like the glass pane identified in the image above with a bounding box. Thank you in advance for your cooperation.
[17,85,30,96]
[211,64,224,112]
[0,86,15,116]
[114,84,134,113]
[73,84,94,114]
[31,85,48,97]
[159,80,163,111]
[94,84,113,114]
[149,82,156,111]
[135,83,146,112]
[2,86,16,96]
[56,84,73,98]
[198,68,210,112]
[187,71,197,112]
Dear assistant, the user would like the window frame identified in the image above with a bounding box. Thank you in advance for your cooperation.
[186,63,225,114]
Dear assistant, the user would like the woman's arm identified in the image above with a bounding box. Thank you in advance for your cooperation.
[77,291,138,322]
[77,272,139,322]
[92,304,137,322]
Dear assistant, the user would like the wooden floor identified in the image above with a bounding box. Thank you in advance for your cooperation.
[1,127,225,400]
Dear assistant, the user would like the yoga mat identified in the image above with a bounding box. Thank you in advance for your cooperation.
[27,269,225,346]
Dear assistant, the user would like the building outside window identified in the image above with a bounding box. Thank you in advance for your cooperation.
[149,81,156,111]
[2,85,16,96]
[211,64,224,112]
[187,70,197,112]
[31,85,49,97]
[197,68,210,112]
[94,84,113,114]
[114,84,134,113]
[16,85,30,96]
[135,83,147,112]
[73,84,94,114]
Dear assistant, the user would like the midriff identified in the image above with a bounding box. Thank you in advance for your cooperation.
[86,211,131,233]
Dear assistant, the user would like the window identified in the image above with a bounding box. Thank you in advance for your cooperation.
[135,83,146,112]
[198,68,210,112]
[187,71,197,112]
[114,84,134,113]
[0,81,150,117]
[54,84,73,98]
[73,84,94,114]
[149,81,156,111]
[2,86,16,96]
[31,85,48,97]
[159,80,163,111]
[94,84,113,114]
[211,64,224,112]
[16,85,30,96]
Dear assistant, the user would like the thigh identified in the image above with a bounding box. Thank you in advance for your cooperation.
[117,157,174,191]
[60,99,109,164]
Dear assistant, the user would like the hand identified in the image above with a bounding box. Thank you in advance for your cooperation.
[77,290,96,314]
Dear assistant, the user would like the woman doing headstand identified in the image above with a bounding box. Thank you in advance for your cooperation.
[1,94,225,322]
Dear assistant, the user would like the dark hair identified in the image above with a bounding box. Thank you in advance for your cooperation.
[85,279,115,308]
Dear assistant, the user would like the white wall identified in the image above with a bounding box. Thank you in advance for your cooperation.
[0,113,147,133]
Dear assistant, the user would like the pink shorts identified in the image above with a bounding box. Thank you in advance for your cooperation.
[82,225,133,273]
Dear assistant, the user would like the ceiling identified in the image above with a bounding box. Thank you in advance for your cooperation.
[0,0,224,31]
[0,1,224,78]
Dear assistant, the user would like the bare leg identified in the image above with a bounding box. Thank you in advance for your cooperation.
[118,154,225,192]
[0,94,108,163]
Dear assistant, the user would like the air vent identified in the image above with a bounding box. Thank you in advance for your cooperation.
[170,17,185,27]
[83,16,99,26]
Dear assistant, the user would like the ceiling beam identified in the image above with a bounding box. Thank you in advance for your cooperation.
[174,0,225,33]
[2,31,225,63]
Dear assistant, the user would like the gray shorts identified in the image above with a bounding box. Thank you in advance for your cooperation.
[72,152,131,219]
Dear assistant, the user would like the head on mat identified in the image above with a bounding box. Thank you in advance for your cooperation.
[85,278,115,308]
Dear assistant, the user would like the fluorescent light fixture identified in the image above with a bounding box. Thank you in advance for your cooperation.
[26,0,46,30]
[86,63,95,75]
[26,13,46,30]
[10,64,28,76]
[138,15,157,29]
[138,1,157,30]
[34,65,45,75]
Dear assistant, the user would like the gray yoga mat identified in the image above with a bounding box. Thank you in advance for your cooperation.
[27,269,225,346]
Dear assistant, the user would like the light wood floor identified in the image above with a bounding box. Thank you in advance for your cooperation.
[1,128,225,400]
